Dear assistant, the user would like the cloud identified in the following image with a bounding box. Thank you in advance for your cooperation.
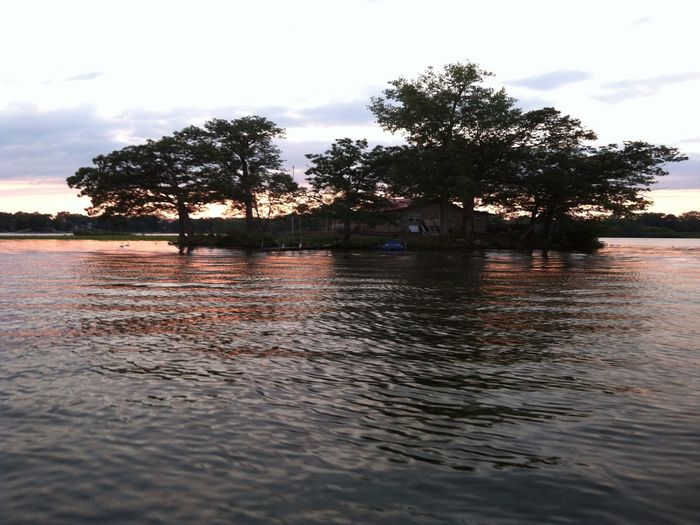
[236,100,375,128]
[0,104,123,182]
[0,101,378,188]
[509,70,593,91]
[10,101,692,196]
[654,153,700,190]
[276,140,330,183]
[595,72,700,103]
[117,99,375,132]
[65,71,105,82]
[115,106,214,142]
[514,96,556,112]
[0,103,232,185]
[632,16,652,26]
[297,100,375,126]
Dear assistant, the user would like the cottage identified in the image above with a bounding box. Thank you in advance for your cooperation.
[362,200,488,235]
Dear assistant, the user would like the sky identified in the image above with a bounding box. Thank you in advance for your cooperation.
[1,0,698,215]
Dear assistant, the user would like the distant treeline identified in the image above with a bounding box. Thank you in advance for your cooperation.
[599,211,700,237]
[0,210,326,235]
[4,210,700,239]
[1,211,214,234]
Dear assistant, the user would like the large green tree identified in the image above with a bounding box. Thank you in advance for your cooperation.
[67,127,231,250]
[370,62,521,241]
[203,116,286,232]
[490,107,687,245]
[487,107,598,238]
[228,171,302,232]
[305,138,387,243]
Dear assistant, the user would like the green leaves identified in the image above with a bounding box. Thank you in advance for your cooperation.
[488,107,687,223]
[305,138,387,198]
[305,138,389,240]
[202,116,286,230]
[369,62,522,237]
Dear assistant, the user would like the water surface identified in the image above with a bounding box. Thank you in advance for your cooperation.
[1,239,698,524]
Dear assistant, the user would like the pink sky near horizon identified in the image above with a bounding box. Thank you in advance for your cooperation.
[2,1,698,218]
[0,180,697,218]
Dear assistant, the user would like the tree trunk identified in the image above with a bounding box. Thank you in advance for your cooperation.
[177,203,193,254]
[240,158,255,232]
[342,216,351,245]
[439,196,450,236]
[244,198,254,232]
[518,210,539,241]
[542,215,554,258]
[462,195,475,244]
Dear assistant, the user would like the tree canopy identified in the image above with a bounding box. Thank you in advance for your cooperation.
[370,62,522,239]
[67,126,232,249]
[203,116,286,231]
[485,107,686,243]
[64,60,688,252]
[305,138,388,243]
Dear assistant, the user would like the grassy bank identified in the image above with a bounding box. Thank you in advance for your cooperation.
[185,230,601,252]
[1,229,604,253]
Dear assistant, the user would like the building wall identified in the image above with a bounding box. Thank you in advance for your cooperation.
[365,204,488,234]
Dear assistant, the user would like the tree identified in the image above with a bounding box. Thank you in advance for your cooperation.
[52,211,92,231]
[487,107,598,239]
[67,127,231,250]
[678,211,700,232]
[228,171,303,232]
[204,117,286,232]
[489,107,687,247]
[305,138,387,243]
[370,62,521,241]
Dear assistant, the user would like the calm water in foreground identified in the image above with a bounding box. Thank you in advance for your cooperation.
[1,238,699,524]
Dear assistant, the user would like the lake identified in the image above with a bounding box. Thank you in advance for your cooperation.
[1,238,698,524]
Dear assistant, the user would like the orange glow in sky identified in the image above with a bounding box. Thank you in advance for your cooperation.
[1,180,697,217]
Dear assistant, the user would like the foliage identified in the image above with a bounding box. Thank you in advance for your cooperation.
[0,211,54,232]
[203,117,286,231]
[57,61,690,253]
[370,62,521,238]
[67,127,232,247]
[305,138,389,242]
[599,211,700,237]
[228,172,303,232]
[485,107,687,248]
[549,218,606,252]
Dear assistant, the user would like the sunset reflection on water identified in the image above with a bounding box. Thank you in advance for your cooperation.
[1,239,698,524]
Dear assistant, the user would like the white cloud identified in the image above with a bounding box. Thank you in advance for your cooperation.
[595,72,700,103]
[509,70,593,91]
[65,71,104,82]
[1,0,699,212]
[632,16,653,25]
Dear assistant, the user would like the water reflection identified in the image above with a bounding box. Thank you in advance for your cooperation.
[1,240,699,524]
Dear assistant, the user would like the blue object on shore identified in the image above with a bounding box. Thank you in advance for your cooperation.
[382,239,405,251]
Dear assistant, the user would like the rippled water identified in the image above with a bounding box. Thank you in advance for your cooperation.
[1,239,699,524]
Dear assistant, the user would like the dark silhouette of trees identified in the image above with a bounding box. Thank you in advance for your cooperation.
[203,117,286,232]
[370,62,521,241]
[305,138,387,243]
[58,61,688,251]
[600,211,700,237]
[0,211,53,232]
[67,126,232,250]
[485,107,686,248]
[228,171,302,233]
[488,107,599,240]
[370,63,686,247]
